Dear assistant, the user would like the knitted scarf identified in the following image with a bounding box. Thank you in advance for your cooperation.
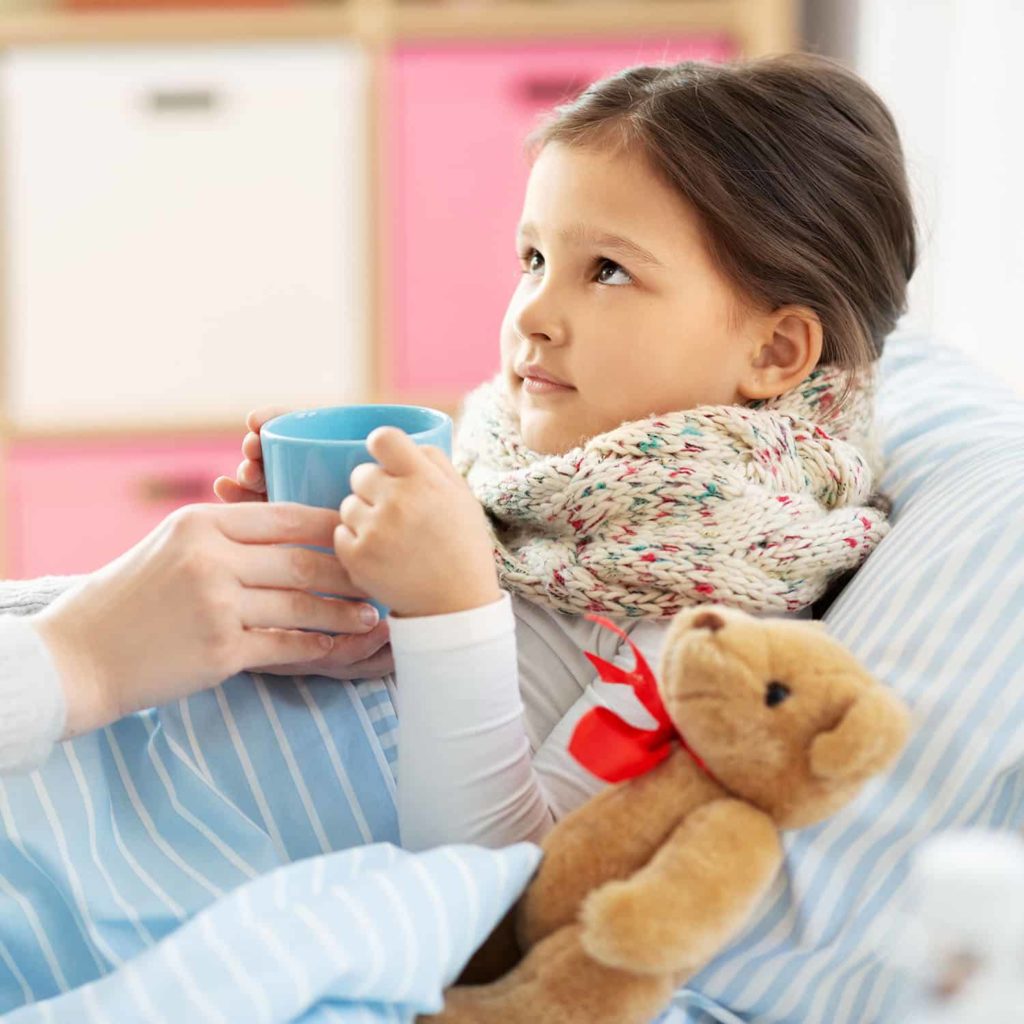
[453,365,890,620]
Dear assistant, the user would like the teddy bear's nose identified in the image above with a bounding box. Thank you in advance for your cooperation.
[692,611,725,632]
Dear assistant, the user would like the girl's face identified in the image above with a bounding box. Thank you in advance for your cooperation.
[500,141,766,455]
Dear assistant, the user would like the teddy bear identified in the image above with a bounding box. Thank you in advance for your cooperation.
[423,603,911,1024]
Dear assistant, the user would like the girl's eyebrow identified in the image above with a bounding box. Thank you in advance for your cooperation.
[516,221,665,269]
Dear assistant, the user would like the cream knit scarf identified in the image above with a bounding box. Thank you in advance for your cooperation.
[453,365,890,620]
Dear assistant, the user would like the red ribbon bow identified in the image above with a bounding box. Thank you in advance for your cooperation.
[568,614,714,784]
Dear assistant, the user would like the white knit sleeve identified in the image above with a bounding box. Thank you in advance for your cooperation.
[389,591,554,851]
[0,615,67,774]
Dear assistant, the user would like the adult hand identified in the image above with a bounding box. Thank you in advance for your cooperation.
[32,502,392,739]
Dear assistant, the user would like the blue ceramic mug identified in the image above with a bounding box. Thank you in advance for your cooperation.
[261,405,453,621]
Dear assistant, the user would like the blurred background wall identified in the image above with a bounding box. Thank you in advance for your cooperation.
[807,0,1024,395]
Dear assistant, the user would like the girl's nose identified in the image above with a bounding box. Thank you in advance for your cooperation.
[513,284,567,346]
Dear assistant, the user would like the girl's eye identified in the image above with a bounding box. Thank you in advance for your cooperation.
[518,248,632,286]
[596,258,633,286]
[520,248,544,276]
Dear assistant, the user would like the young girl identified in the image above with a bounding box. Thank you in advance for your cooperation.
[216,52,916,851]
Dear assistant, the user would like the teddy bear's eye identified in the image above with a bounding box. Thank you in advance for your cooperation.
[765,681,791,708]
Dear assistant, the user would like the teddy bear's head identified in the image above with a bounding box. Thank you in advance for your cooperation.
[657,605,910,828]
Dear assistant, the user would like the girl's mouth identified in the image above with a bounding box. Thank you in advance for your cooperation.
[522,376,575,395]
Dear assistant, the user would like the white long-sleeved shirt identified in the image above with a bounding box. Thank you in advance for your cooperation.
[390,591,679,850]
[0,575,79,774]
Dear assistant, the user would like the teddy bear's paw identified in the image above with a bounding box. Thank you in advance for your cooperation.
[581,881,701,976]
[418,987,502,1023]
[580,881,676,975]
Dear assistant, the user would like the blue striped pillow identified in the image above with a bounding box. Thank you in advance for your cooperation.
[4,841,541,1024]
[665,334,1024,1023]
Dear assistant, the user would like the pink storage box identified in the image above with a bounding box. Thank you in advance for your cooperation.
[4,437,242,578]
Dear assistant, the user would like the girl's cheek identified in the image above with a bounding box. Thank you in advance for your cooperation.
[499,325,519,373]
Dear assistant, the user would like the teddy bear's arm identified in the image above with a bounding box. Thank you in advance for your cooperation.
[579,798,782,977]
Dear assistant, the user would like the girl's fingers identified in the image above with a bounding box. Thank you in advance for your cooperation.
[213,477,267,503]
[366,427,424,477]
[420,445,455,473]
[238,588,381,634]
[348,462,387,504]
[334,523,355,564]
[234,542,371,598]
[237,459,266,492]
[339,493,372,531]
[246,406,294,434]
[241,431,263,461]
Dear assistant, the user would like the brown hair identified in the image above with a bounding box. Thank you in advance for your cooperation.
[526,53,917,384]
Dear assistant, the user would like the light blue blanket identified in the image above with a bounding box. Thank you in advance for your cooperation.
[3,839,541,1024]
[0,672,404,1012]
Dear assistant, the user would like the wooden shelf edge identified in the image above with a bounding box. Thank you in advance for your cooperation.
[395,0,744,42]
[0,1,799,51]
[0,419,245,442]
[0,397,467,441]
[0,6,356,46]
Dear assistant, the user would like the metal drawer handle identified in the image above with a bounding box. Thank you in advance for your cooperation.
[138,474,213,503]
[145,88,221,114]
[513,73,592,106]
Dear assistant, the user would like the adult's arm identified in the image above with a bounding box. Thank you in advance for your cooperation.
[0,503,386,774]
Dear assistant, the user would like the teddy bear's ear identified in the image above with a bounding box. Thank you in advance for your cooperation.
[809,686,910,783]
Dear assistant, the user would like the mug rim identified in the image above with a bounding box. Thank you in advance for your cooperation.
[261,404,451,446]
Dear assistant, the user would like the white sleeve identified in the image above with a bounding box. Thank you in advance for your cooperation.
[389,591,554,851]
[0,615,67,774]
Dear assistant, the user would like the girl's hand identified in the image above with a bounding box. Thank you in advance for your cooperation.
[32,502,392,738]
[334,427,501,619]
[213,406,292,503]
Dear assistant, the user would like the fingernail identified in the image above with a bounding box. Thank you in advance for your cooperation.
[360,606,379,628]
[317,634,334,650]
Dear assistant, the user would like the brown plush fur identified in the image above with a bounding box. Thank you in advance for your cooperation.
[422,604,911,1024]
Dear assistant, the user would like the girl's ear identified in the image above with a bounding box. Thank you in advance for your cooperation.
[737,307,824,402]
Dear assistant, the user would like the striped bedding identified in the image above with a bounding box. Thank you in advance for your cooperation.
[0,333,1021,1022]
[2,841,540,1024]
[0,673,403,1010]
